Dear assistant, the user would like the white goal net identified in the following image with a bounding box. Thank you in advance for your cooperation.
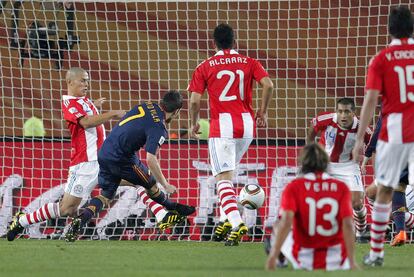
[0,0,411,241]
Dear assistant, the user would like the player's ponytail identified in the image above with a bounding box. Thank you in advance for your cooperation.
[299,143,329,174]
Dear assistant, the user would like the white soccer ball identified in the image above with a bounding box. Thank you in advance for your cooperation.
[239,184,265,210]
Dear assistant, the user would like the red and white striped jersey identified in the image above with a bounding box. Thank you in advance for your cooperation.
[312,112,372,163]
[280,172,353,270]
[187,49,269,138]
[62,95,105,167]
[366,38,414,143]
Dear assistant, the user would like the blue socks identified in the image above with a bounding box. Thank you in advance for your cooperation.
[79,197,104,226]
[392,191,407,232]
[150,190,177,210]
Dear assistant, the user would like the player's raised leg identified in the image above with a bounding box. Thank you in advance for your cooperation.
[136,186,187,231]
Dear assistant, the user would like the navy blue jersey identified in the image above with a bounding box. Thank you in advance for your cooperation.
[365,116,382,158]
[99,102,167,162]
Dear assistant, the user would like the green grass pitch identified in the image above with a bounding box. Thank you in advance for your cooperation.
[0,239,413,276]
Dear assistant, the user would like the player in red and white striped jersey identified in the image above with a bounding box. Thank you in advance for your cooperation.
[353,6,414,266]
[266,143,358,271]
[7,68,155,241]
[188,23,274,245]
[308,98,372,242]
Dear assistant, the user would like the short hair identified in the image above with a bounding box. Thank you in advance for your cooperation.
[66,67,86,83]
[299,143,329,174]
[336,97,355,111]
[161,90,183,113]
[389,6,414,38]
[214,23,234,50]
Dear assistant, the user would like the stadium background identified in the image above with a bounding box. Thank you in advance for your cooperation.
[0,0,409,240]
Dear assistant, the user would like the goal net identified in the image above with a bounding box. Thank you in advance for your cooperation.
[0,0,410,241]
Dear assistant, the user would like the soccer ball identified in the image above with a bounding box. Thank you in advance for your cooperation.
[239,184,265,210]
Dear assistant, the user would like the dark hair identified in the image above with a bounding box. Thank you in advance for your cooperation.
[337,97,355,111]
[299,143,329,174]
[161,90,183,113]
[389,6,414,38]
[214,23,234,50]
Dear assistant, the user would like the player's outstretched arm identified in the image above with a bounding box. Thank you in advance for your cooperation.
[146,152,176,194]
[189,92,202,139]
[256,77,274,127]
[342,216,360,270]
[79,110,125,129]
[265,210,293,271]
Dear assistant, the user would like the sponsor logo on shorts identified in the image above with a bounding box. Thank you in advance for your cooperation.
[74,185,83,194]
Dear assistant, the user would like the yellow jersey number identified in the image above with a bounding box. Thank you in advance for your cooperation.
[119,106,145,126]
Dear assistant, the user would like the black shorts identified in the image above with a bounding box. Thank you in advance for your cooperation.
[98,155,156,199]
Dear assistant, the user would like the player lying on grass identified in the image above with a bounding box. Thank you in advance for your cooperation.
[266,143,358,271]
[64,90,195,242]
[361,116,414,246]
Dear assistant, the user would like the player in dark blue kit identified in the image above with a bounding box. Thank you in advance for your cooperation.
[362,115,411,246]
[65,90,195,242]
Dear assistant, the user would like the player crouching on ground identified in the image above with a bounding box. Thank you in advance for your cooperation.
[266,143,358,271]
[308,98,372,243]
[65,90,195,242]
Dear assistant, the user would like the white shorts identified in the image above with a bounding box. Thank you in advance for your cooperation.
[208,138,253,176]
[375,141,414,189]
[328,162,363,192]
[64,161,99,199]
[281,232,350,271]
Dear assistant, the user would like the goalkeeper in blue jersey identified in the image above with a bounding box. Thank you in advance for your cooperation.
[65,90,195,242]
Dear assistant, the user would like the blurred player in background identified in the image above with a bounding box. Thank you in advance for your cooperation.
[353,6,414,266]
[308,98,372,242]
[361,116,414,246]
[65,90,195,242]
[7,67,125,241]
[266,143,358,271]
[188,23,274,246]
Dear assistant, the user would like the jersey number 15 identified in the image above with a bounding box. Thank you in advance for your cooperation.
[394,65,414,103]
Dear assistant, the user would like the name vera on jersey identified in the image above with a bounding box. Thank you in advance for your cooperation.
[304,181,337,192]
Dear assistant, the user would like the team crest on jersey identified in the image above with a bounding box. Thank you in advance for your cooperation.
[158,136,165,145]
[69,107,78,114]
